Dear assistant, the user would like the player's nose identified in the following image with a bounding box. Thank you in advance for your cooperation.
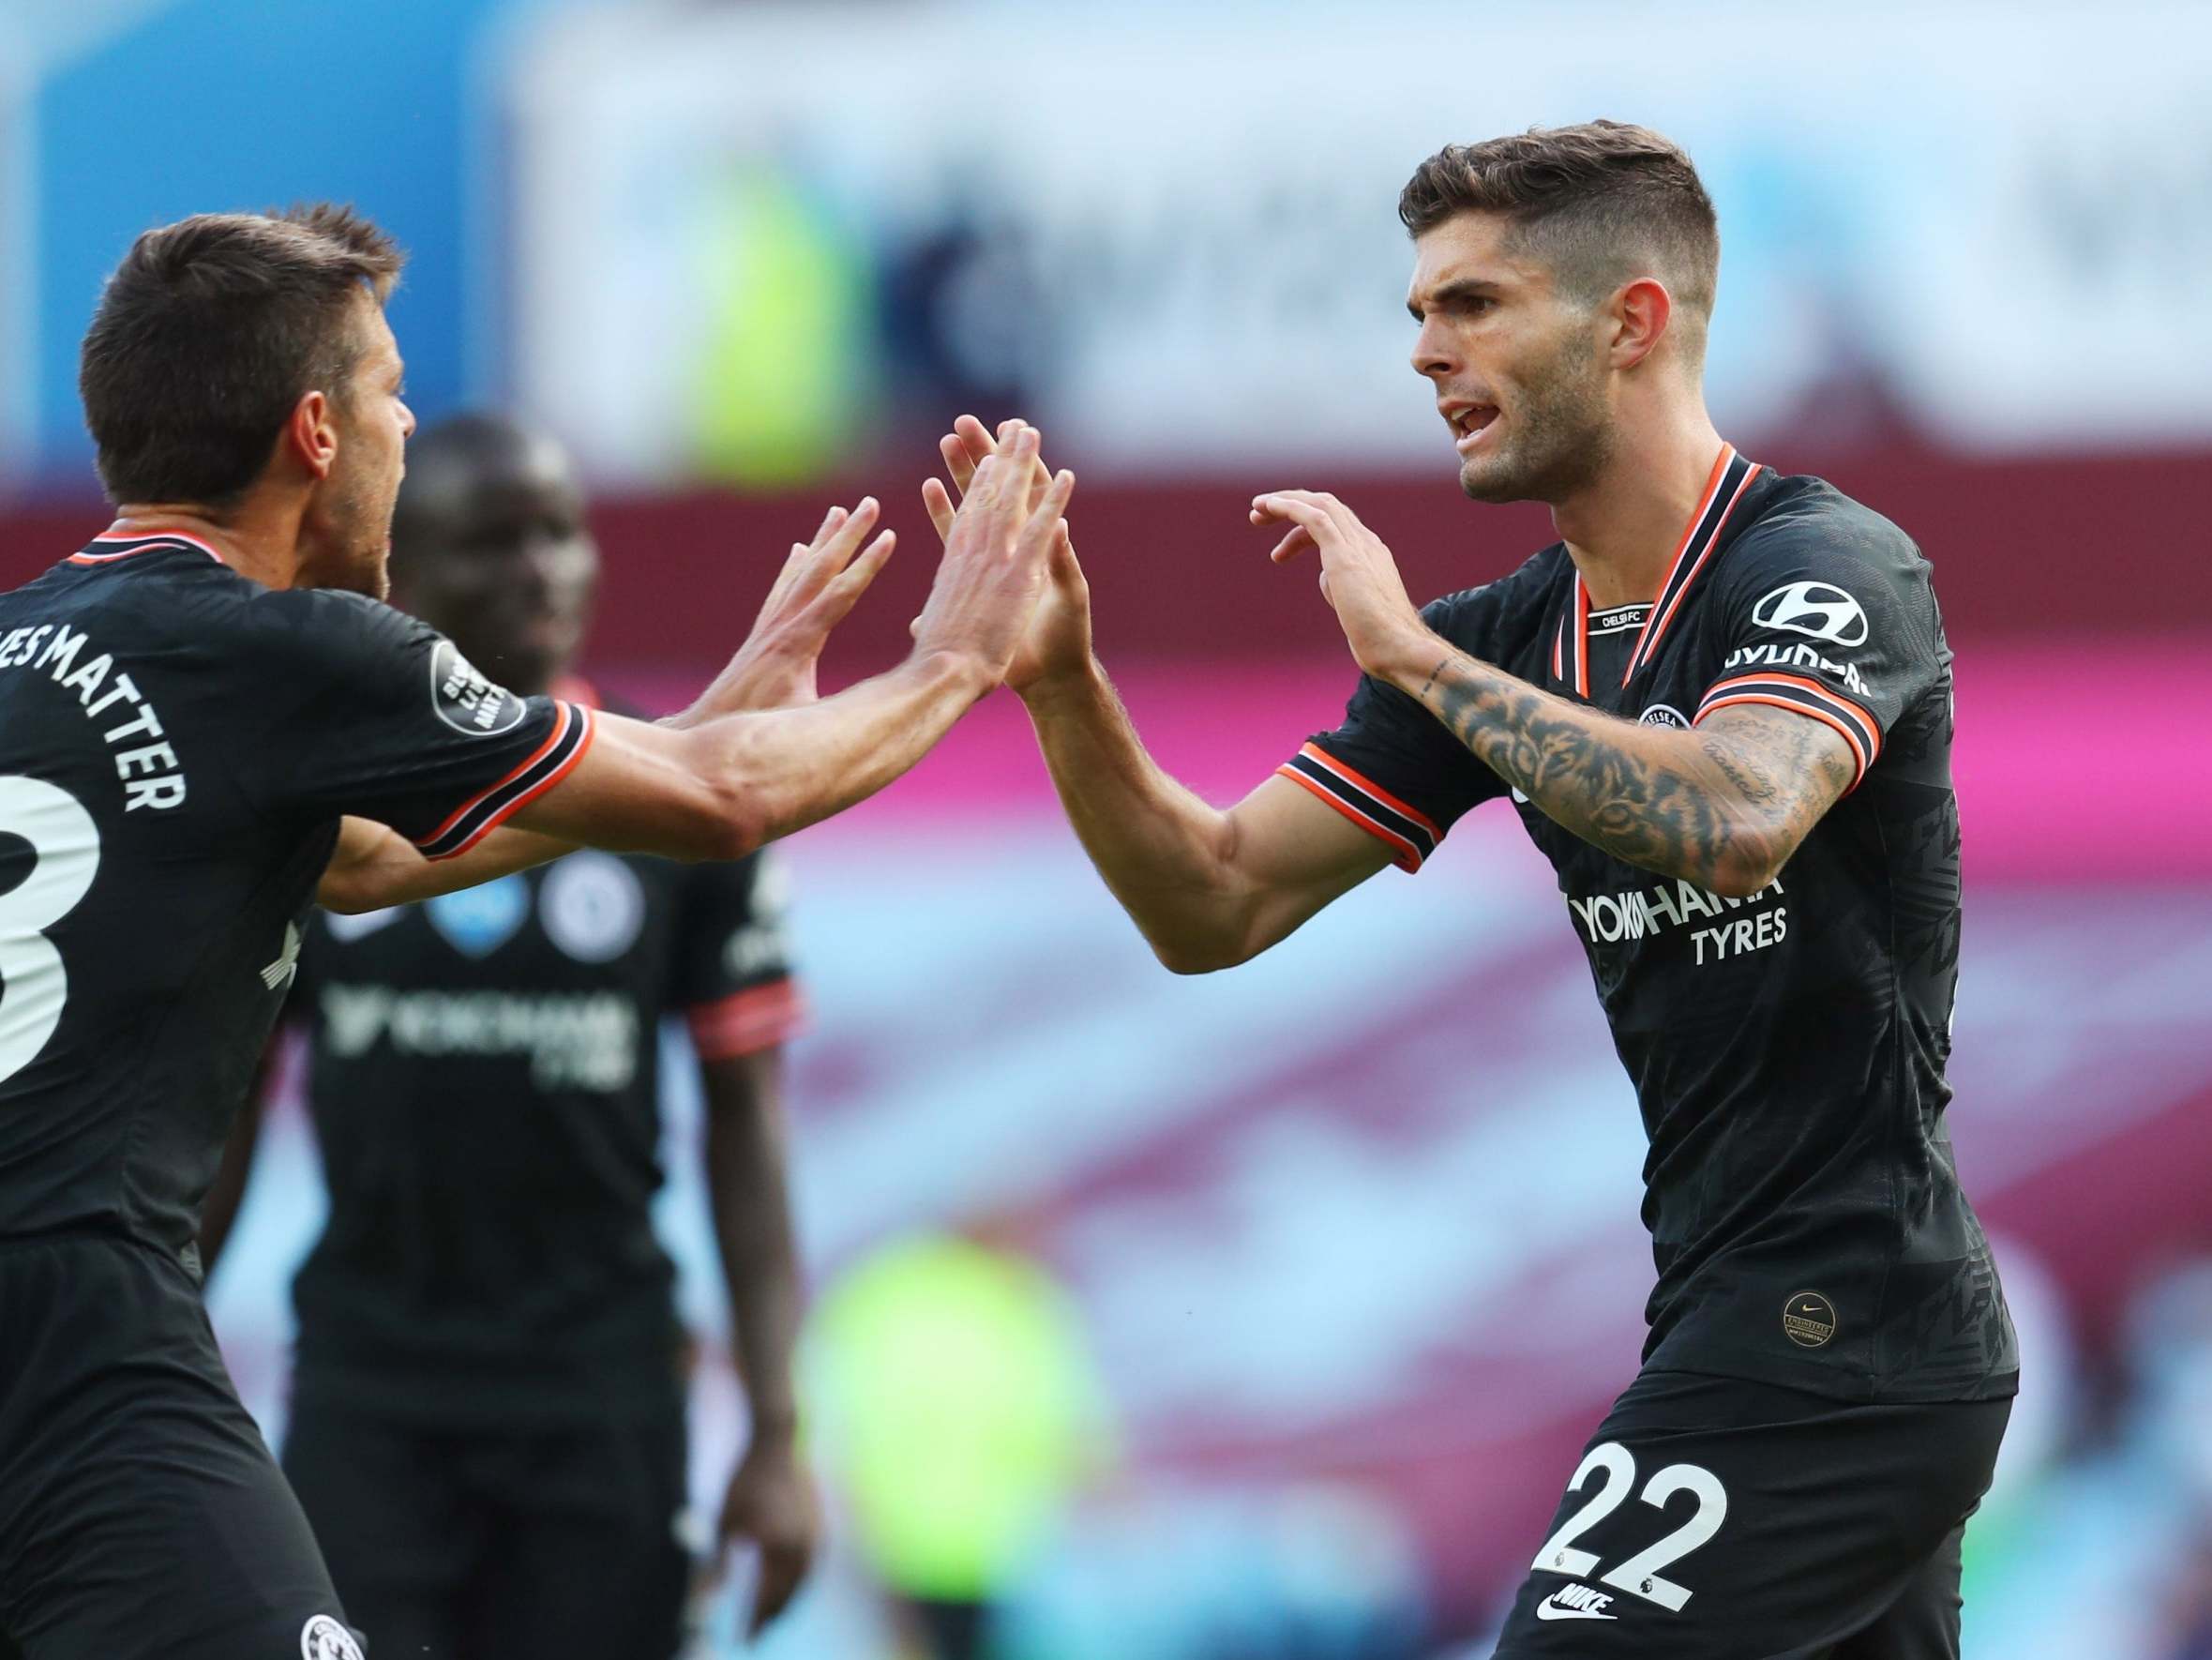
[1409,320,1455,381]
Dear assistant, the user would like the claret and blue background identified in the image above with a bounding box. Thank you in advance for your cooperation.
[2,4,2208,1654]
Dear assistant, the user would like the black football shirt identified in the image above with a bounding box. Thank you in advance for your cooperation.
[1282,450,2017,1403]
[286,703,803,1425]
[0,534,591,1265]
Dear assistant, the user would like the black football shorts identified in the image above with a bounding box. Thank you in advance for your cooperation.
[0,1234,358,1660]
[1492,1367,2009,1659]
[282,1383,692,1660]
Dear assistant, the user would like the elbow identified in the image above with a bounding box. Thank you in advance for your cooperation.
[1148,928,1258,976]
[1706,865,1773,901]
[672,727,774,863]
[1705,839,1786,899]
[1152,942,1233,976]
[691,785,770,864]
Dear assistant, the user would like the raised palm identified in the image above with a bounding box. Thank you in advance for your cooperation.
[671,498,895,728]
[922,416,1092,694]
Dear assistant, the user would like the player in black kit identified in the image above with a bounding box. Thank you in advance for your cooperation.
[928,124,2014,1659]
[0,206,1071,1660]
[199,415,818,1658]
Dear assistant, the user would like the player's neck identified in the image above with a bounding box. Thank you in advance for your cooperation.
[1551,409,1726,611]
[104,500,306,592]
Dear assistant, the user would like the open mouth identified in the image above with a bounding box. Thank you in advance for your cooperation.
[1445,403,1500,451]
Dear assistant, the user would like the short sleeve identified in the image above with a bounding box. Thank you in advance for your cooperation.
[674,849,805,1061]
[1280,588,1512,872]
[240,589,594,857]
[1693,510,1942,791]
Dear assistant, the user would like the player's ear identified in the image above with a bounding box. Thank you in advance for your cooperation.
[281,390,340,482]
[1610,277,1674,372]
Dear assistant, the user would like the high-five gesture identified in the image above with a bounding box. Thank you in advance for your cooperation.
[925,415,1093,696]
[913,422,1076,687]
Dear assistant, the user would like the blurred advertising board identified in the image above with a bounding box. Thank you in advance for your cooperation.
[503,1,2212,487]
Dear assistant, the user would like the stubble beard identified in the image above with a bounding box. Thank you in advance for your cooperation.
[324,475,394,601]
[1457,344,1616,507]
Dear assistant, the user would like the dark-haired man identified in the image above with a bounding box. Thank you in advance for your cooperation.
[0,205,1070,1660]
[932,122,2012,1659]
[201,415,818,1658]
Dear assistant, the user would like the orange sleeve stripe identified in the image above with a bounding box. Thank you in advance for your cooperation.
[420,702,575,847]
[427,706,597,860]
[1274,764,1422,871]
[1694,694,1871,787]
[687,980,807,1060]
[1697,672,1881,760]
[1294,743,1443,840]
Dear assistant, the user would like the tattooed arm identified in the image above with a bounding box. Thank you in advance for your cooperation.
[1253,488,1856,898]
[1410,652,1852,895]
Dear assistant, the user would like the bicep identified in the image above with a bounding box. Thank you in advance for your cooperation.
[1693,702,1858,840]
[1218,773,1396,953]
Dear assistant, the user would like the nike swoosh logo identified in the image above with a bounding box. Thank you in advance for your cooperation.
[1798,1304,1824,1313]
[1536,1595,1618,1622]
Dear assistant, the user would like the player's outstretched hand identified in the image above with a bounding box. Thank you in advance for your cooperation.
[1250,489,1428,680]
[923,415,1092,695]
[669,498,898,727]
[715,1439,820,1637]
[911,423,1075,685]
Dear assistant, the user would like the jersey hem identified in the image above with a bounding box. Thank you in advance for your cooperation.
[1641,1347,2019,1405]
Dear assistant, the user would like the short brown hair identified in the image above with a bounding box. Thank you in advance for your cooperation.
[1400,122,1718,332]
[79,204,404,506]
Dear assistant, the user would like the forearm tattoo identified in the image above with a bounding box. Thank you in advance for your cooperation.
[1415,653,1856,890]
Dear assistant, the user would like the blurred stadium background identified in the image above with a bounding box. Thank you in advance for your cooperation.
[4,2,2212,1654]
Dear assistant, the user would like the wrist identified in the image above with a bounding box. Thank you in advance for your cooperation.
[1374,622,1452,699]
[1015,655,1104,714]
[909,646,998,702]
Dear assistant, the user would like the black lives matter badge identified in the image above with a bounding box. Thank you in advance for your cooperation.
[1783,1290,1838,1349]
[429,641,526,738]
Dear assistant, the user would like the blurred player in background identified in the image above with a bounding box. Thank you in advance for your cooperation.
[931,122,2013,1659]
[201,415,815,1658]
[0,204,1069,1660]
[809,1204,1113,1660]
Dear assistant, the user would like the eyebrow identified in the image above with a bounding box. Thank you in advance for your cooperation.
[1407,278,1501,322]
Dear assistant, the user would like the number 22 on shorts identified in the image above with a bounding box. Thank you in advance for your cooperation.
[1531,1441,1728,1612]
